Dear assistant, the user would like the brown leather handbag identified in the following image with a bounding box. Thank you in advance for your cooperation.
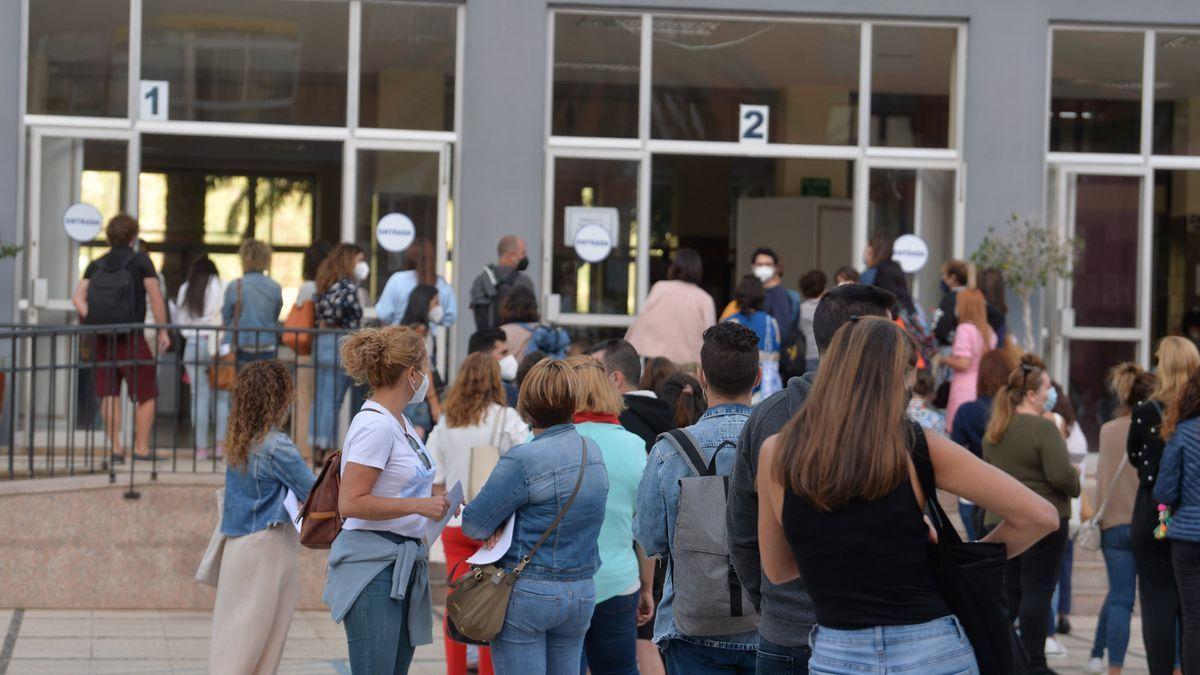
[446,438,588,645]
[297,408,383,549]
[208,280,241,391]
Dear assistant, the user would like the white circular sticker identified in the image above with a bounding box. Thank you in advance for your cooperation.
[892,234,930,273]
[62,202,104,243]
[574,223,613,264]
[376,213,416,253]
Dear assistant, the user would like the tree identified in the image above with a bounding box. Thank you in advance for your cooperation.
[970,214,1083,352]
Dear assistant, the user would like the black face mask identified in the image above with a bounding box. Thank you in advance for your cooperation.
[516,256,529,272]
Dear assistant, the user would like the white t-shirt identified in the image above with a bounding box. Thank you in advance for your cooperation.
[339,400,438,538]
[426,403,530,527]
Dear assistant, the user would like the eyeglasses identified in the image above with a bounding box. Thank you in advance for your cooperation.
[405,433,432,471]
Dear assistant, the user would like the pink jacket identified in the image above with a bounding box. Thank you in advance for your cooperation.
[624,280,716,366]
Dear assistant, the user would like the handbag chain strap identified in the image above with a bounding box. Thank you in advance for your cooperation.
[1092,454,1130,523]
[512,438,588,576]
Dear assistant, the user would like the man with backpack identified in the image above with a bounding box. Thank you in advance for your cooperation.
[70,214,171,463]
[725,283,896,674]
[635,322,762,674]
[469,235,534,330]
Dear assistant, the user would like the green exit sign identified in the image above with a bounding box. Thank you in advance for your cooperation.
[801,177,831,197]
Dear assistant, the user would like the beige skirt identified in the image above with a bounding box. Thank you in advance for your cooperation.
[209,524,301,675]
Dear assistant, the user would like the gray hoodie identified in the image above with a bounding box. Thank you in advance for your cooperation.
[726,373,818,647]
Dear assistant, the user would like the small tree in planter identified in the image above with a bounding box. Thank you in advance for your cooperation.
[970,214,1083,352]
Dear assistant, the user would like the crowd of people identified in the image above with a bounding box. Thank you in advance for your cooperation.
[70,213,1200,674]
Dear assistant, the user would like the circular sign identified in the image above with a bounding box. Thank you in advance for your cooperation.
[574,223,613,263]
[892,234,930,273]
[376,213,416,253]
[62,202,104,243]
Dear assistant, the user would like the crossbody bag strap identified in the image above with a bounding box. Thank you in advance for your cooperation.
[1093,454,1130,522]
[513,438,588,575]
[488,407,506,447]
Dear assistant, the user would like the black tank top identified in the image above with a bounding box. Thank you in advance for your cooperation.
[780,451,950,629]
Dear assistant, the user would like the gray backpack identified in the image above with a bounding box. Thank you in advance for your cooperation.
[662,429,759,636]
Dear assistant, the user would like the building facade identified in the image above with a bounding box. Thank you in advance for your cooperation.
[2,0,1200,438]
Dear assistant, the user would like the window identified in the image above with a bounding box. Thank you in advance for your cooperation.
[1153,33,1200,156]
[870,25,957,148]
[552,13,641,139]
[1050,30,1143,154]
[359,2,457,131]
[867,167,956,309]
[1070,175,1140,328]
[27,0,130,117]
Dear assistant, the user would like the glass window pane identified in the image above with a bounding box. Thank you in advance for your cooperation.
[652,19,860,144]
[1050,30,1143,154]
[552,158,638,315]
[1152,170,1200,342]
[1068,340,1136,448]
[359,2,457,131]
[1154,33,1200,156]
[868,167,956,311]
[355,150,443,304]
[870,25,956,149]
[141,0,348,126]
[552,13,641,138]
[27,0,129,117]
[1071,175,1140,328]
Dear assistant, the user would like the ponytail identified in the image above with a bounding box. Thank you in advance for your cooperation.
[674,383,707,428]
[985,363,1047,444]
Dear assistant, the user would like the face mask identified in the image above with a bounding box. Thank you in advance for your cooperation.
[499,354,519,381]
[409,370,429,405]
[516,256,530,272]
[354,261,370,281]
[1043,385,1058,413]
[427,305,445,324]
[752,265,775,283]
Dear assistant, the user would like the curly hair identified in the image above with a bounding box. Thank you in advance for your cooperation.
[340,326,426,392]
[225,361,294,470]
[442,352,506,427]
[316,243,363,294]
[1163,368,1200,440]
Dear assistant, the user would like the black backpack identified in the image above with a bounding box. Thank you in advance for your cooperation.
[472,264,519,330]
[85,252,139,325]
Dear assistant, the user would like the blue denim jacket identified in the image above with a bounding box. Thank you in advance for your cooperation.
[376,270,457,327]
[635,404,758,649]
[222,430,316,537]
[461,424,609,582]
[222,272,283,350]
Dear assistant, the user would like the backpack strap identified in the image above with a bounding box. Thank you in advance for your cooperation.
[513,437,588,575]
[661,429,713,477]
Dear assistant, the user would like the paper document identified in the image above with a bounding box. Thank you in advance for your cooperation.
[425,480,464,545]
[466,514,516,566]
[283,491,302,532]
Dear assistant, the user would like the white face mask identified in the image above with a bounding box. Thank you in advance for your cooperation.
[752,265,775,283]
[409,370,429,405]
[427,305,445,325]
[499,354,519,381]
[353,260,370,281]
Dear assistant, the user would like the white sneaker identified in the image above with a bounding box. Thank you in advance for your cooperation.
[1045,636,1069,659]
[1084,656,1105,674]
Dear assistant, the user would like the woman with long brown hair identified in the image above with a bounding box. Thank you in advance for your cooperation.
[1129,336,1200,675]
[950,348,1017,540]
[940,289,998,430]
[210,361,315,673]
[758,317,1058,672]
[311,243,366,459]
[982,360,1080,672]
[425,352,528,675]
[377,236,458,328]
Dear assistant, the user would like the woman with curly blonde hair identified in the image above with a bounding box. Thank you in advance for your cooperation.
[210,361,315,674]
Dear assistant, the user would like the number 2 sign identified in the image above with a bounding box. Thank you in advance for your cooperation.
[739,104,768,144]
[139,80,170,121]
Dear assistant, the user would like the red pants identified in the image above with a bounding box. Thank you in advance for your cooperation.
[443,526,494,675]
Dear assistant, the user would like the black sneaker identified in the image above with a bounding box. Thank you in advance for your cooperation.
[1056,615,1071,635]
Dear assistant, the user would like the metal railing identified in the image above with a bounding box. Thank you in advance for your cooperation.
[0,322,361,497]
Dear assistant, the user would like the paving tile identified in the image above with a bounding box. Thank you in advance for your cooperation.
[92,609,160,618]
[159,616,212,638]
[165,637,210,660]
[283,638,343,660]
[21,609,92,619]
[17,616,92,637]
[10,636,91,659]
[89,658,175,673]
[4,658,94,674]
[168,659,210,675]
[92,617,165,637]
[91,635,170,659]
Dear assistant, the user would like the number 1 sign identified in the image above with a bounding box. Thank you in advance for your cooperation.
[739,104,768,144]
[139,81,170,121]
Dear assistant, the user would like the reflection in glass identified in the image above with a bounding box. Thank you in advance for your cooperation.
[1152,171,1200,343]
[354,150,443,301]
[650,156,854,309]
[1071,175,1139,328]
[868,168,955,311]
[1050,30,1143,153]
[141,0,348,126]
[870,25,956,149]
[1154,33,1200,155]
[552,159,638,315]
[553,13,641,138]
[651,20,860,144]
[359,2,457,131]
[1068,340,1136,448]
[27,0,130,117]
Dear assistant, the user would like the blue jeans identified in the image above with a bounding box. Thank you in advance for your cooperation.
[343,563,416,675]
[580,591,638,675]
[808,616,978,675]
[756,637,811,674]
[182,336,227,449]
[1091,525,1136,667]
[236,348,276,367]
[662,639,756,675]
[311,332,352,449]
[491,578,595,675]
[958,501,978,542]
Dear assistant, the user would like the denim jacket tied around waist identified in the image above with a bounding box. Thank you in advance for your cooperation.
[222,430,316,537]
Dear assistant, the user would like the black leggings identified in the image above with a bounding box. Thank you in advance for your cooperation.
[1005,517,1068,670]
[1132,488,1182,675]
[1174,540,1200,675]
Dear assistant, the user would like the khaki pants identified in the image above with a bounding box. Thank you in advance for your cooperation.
[210,525,300,674]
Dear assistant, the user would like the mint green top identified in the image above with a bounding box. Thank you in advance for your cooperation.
[576,421,648,602]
